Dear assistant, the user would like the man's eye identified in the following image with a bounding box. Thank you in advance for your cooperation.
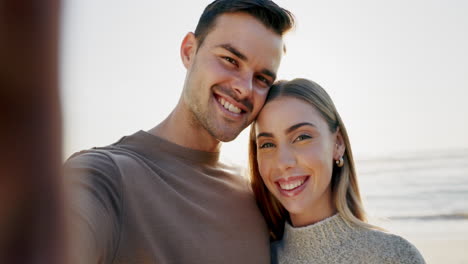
[223,56,238,66]
[259,142,275,149]
[294,134,312,142]
[256,75,271,86]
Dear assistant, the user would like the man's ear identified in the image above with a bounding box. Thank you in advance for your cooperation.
[180,32,197,69]
[334,128,346,159]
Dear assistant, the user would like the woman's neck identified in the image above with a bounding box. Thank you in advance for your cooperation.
[289,193,337,227]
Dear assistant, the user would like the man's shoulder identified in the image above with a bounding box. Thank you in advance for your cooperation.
[65,147,124,171]
[218,158,244,174]
[64,144,143,183]
[65,131,145,167]
[64,150,119,194]
[215,159,254,194]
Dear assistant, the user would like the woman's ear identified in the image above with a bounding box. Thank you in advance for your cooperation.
[180,32,197,69]
[334,128,346,159]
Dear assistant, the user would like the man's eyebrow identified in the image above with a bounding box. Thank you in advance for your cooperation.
[218,43,277,81]
[256,132,274,139]
[286,122,316,134]
[261,69,276,82]
[218,44,248,62]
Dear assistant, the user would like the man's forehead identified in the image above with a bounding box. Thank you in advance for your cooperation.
[205,12,284,47]
[203,14,284,67]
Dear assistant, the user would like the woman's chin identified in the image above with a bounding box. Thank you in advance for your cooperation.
[279,201,306,217]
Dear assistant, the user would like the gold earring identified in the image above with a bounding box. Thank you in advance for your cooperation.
[335,156,344,167]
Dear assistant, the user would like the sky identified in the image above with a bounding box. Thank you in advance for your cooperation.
[61,0,468,165]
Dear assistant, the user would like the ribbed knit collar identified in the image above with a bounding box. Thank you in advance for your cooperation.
[282,214,357,251]
[114,130,220,165]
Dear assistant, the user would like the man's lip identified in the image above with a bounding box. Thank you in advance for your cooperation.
[213,94,245,119]
[213,92,249,113]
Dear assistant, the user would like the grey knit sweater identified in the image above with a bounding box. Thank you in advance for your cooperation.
[271,214,425,264]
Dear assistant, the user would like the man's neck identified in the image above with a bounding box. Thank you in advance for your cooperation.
[148,102,222,153]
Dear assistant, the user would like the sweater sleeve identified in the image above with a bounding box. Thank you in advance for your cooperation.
[64,150,123,264]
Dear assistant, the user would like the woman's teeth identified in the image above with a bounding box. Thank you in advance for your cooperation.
[218,97,241,114]
[279,178,306,191]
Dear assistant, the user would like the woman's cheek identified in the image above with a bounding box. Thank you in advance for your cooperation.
[257,157,266,179]
[258,155,271,183]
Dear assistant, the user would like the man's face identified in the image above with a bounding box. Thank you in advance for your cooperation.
[181,12,284,142]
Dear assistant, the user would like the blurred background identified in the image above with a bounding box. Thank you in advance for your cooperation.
[61,1,468,263]
[1,1,64,263]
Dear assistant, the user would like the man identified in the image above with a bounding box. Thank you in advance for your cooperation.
[66,1,294,263]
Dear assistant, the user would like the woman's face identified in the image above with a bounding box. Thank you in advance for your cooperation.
[255,96,343,226]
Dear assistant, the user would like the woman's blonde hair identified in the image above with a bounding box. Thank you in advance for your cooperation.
[249,78,377,241]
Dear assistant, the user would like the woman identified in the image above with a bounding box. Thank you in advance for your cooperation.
[249,78,425,263]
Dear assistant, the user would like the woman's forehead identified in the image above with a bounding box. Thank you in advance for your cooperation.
[256,97,325,132]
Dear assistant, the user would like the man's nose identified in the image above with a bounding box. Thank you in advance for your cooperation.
[232,73,253,99]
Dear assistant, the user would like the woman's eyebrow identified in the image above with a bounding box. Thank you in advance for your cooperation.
[256,132,273,139]
[286,122,316,134]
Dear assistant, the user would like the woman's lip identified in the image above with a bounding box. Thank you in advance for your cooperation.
[275,175,310,197]
[275,175,309,184]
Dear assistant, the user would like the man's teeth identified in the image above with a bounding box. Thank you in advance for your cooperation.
[219,97,241,114]
[279,179,305,191]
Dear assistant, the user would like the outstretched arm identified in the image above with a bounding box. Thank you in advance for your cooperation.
[65,151,123,264]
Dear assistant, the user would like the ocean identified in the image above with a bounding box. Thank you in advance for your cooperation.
[356,149,468,263]
[357,149,468,221]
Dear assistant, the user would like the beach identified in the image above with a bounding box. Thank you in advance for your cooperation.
[357,149,468,263]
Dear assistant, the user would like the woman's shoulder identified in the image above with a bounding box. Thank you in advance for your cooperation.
[357,226,426,263]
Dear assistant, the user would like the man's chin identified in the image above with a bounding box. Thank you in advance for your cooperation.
[215,132,240,143]
[205,118,250,142]
[210,127,244,143]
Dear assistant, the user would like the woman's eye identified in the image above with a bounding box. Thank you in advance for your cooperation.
[259,142,275,149]
[294,134,312,142]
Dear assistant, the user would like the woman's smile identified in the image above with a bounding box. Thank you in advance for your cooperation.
[275,175,310,197]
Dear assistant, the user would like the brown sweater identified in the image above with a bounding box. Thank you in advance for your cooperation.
[65,130,269,264]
